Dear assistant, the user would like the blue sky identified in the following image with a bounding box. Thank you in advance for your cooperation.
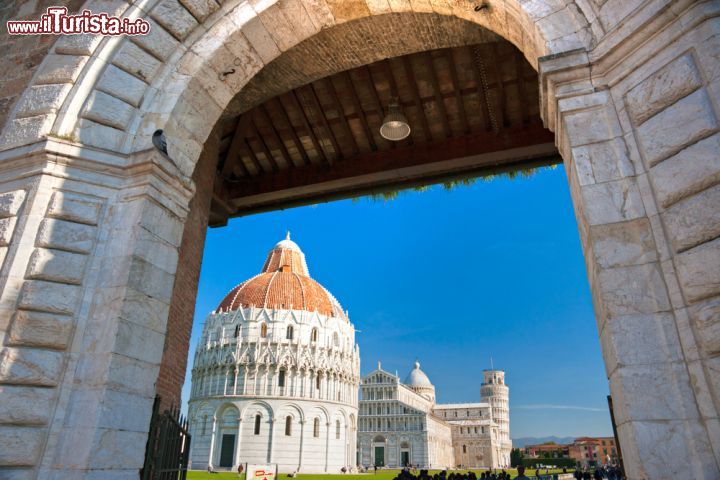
[181,166,612,438]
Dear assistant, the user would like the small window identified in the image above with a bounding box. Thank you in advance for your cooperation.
[463,445,467,454]
[313,418,320,437]
[316,374,321,390]
[311,328,318,342]
[260,323,267,338]
[202,415,207,435]
[278,369,286,388]
[285,416,292,436]
[254,414,261,435]
[286,325,294,340]
[332,332,339,347]
[234,325,240,337]
[336,420,341,439]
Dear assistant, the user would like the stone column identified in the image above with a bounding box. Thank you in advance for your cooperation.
[0,139,194,477]
[539,5,720,474]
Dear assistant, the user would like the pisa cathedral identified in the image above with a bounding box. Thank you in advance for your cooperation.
[357,363,511,470]
[187,235,360,472]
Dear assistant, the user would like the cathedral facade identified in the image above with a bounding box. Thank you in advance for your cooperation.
[187,235,360,473]
[357,363,511,470]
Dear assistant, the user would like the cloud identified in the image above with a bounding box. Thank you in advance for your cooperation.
[513,404,606,412]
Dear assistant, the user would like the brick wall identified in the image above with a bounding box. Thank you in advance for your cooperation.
[0,0,79,131]
[155,131,219,409]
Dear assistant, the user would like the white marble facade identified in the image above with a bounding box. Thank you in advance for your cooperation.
[358,364,511,469]
[187,236,360,472]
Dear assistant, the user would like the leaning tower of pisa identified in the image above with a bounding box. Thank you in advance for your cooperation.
[480,370,511,466]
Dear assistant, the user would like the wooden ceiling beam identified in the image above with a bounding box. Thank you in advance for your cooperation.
[288,89,329,166]
[468,45,493,132]
[514,49,530,125]
[249,115,280,173]
[324,76,360,156]
[401,56,432,143]
[273,96,310,167]
[225,122,554,199]
[425,51,453,139]
[258,103,294,169]
[489,42,508,128]
[243,137,264,174]
[306,83,342,163]
[445,48,470,134]
[342,70,377,152]
[221,114,253,177]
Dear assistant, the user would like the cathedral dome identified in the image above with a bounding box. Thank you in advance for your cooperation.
[404,361,433,388]
[216,233,344,318]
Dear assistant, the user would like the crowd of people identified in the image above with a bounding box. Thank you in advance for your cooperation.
[381,464,625,480]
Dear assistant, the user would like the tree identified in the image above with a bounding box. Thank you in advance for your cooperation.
[510,448,524,467]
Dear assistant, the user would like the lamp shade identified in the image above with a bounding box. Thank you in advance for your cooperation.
[380,104,411,141]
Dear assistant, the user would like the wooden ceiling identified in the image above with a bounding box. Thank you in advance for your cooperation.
[210,40,557,225]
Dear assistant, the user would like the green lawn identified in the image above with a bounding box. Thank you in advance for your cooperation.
[187,469,572,480]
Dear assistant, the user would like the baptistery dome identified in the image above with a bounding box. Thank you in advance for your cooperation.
[188,234,360,473]
[216,233,344,317]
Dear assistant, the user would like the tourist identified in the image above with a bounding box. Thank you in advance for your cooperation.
[515,466,530,480]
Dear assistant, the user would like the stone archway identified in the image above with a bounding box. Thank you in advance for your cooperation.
[0,1,718,480]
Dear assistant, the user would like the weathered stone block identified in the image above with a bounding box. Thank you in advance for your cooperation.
[0,386,55,425]
[8,310,74,349]
[76,118,127,152]
[590,217,657,269]
[690,296,720,356]
[675,237,720,303]
[54,33,103,56]
[636,89,719,166]
[0,217,18,246]
[81,91,135,131]
[0,426,45,466]
[650,134,720,208]
[0,347,64,386]
[0,190,26,218]
[131,19,181,62]
[610,362,699,424]
[18,280,82,315]
[625,53,702,125]
[96,65,149,108]
[112,41,162,83]
[580,178,645,226]
[26,247,88,285]
[35,54,88,85]
[600,312,682,376]
[0,115,55,150]
[597,262,671,317]
[127,256,176,305]
[74,353,159,398]
[36,218,96,254]
[662,184,720,253]
[88,428,149,470]
[571,137,634,186]
[179,0,219,21]
[151,0,199,41]
[47,191,103,225]
[14,84,72,118]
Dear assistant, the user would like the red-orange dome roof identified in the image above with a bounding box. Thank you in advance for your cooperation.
[216,234,343,317]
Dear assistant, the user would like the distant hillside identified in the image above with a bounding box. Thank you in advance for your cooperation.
[511,436,576,448]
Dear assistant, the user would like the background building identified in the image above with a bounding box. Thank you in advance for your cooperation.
[358,363,511,469]
[187,235,360,472]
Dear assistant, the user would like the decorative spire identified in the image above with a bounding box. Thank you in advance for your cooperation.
[378,360,382,370]
[414,360,420,369]
[286,230,291,240]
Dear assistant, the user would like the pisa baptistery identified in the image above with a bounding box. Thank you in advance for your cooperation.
[187,234,360,473]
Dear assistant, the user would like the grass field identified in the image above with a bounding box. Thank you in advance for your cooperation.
[187,468,572,480]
